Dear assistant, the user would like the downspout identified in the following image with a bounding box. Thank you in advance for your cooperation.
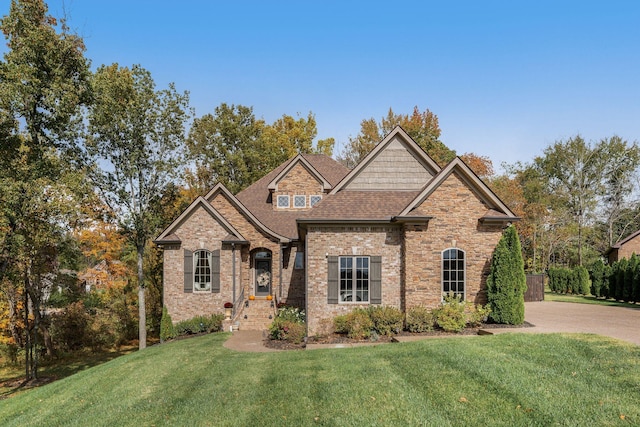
[232,243,236,315]
[279,243,284,300]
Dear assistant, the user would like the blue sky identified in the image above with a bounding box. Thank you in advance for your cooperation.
[5,1,640,171]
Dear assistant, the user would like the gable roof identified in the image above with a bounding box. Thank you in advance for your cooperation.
[267,154,333,191]
[154,196,246,244]
[330,126,441,194]
[205,183,291,243]
[611,229,640,249]
[235,154,350,238]
[398,157,518,219]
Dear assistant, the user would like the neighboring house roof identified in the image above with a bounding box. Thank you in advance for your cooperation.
[610,229,640,249]
[154,196,247,244]
[235,153,350,238]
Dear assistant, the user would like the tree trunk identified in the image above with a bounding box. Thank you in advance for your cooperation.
[138,246,146,350]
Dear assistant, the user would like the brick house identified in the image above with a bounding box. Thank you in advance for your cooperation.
[155,127,518,336]
[607,230,640,264]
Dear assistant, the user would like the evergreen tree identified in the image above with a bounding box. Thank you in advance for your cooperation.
[486,225,527,325]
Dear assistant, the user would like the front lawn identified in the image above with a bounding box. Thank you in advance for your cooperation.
[1,332,638,426]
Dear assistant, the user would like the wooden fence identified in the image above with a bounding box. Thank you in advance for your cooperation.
[525,274,545,301]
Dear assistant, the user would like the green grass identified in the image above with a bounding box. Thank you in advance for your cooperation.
[1,333,639,426]
[545,291,639,308]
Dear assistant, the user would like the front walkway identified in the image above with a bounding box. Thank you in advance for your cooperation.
[223,301,640,352]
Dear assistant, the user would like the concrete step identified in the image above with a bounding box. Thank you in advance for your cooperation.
[236,298,276,331]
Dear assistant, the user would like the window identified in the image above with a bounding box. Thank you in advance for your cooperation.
[294,195,306,208]
[277,195,290,208]
[442,248,465,299]
[294,252,304,269]
[194,250,212,292]
[339,256,369,302]
[310,195,322,206]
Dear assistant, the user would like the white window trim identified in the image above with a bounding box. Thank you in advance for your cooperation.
[339,255,370,303]
[293,195,306,208]
[277,195,290,208]
[310,195,322,206]
[194,249,212,292]
[441,248,466,300]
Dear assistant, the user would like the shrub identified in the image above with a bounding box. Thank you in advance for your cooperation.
[465,302,491,327]
[589,259,605,297]
[49,301,91,351]
[160,307,176,342]
[487,225,526,325]
[433,293,466,332]
[405,306,435,333]
[174,314,223,336]
[269,307,306,343]
[269,320,306,344]
[367,306,403,336]
[333,308,374,340]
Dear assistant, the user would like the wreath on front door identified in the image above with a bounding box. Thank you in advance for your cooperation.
[257,271,271,287]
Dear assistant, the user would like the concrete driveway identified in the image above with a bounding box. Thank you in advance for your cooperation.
[492,301,640,346]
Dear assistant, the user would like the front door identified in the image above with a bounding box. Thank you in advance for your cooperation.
[254,252,272,296]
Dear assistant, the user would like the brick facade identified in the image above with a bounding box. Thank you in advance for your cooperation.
[305,225,402,336]
[403,172,505,309]
[162,206,236,323]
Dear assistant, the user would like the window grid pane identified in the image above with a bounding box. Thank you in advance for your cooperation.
[442,249,465,299]
[194,250,211,291]
[277,195,289,208]
[294,195,306,208]
[310,195,322,206]
[339,256,369,303]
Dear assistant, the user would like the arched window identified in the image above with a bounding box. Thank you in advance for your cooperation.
[442,248,465,300]
[194,250,212,292]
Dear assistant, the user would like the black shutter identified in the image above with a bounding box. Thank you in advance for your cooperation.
[212,249,220,293]
[370,256,382,304]
[184,249,193,293]
[327,256,339,304]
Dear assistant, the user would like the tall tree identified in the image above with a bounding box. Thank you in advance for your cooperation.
[0,0,90,379]
[533,136,640,266]
[338,106,455,168]
[85,63,191,350]
[187,105,329,194]
[187,103,265,194]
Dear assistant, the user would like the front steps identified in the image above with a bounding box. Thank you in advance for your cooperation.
[235,298,276,331]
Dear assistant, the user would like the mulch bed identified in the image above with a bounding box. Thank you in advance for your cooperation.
[264,321,535,350]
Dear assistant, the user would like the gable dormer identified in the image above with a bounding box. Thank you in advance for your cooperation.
[331,126,441,193]
[267,155,331,211]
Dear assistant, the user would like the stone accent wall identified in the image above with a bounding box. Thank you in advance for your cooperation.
[273,163,324,211]
[404,171,504,309]
[162,206,236,323]
[305,225,402,336]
